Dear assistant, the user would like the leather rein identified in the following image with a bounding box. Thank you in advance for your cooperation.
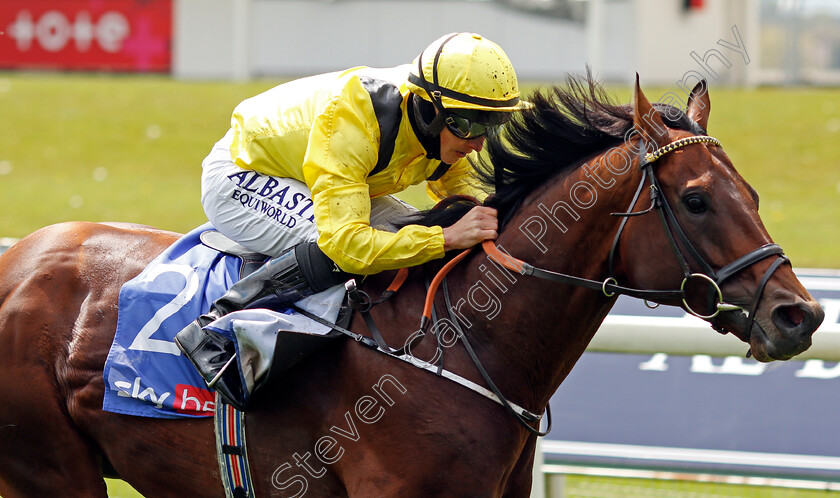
[326,134,789,437]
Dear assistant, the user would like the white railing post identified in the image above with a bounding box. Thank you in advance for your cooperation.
[531,437,547,498]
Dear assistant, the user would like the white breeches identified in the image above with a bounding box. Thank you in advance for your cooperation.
[200,129,416,257]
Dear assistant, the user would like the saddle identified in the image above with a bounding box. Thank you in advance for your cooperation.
[199,231,353,396]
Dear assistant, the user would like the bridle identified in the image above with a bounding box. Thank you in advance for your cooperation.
[609,134,789,339]
[335,133,791,438]
[487,134,790,342]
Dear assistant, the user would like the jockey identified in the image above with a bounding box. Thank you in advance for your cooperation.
[175,32,530,407]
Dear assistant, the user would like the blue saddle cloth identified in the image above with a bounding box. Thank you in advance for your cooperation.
[103,223,240,419]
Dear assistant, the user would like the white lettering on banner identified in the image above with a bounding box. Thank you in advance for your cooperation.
[638,353,840,379]
[638,354,840,379]
[638,354,772,376]
[115,375,171,409]
[795,360,840,379]
[639,352,669,371]
[7,10,130,53]
[819,298,840,327]
[690,355,768,375]
[631,296,840,377]
[96,12,130,53]
[128,264,198,356]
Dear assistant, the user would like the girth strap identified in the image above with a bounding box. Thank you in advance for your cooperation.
[214,394,255,498]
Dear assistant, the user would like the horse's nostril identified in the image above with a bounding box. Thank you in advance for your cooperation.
[771,303,822,341]
[779,304,806,328]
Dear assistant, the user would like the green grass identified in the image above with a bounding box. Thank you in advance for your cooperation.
[101,473,840,497]
[105,479,143,498]
[0,73,275,237]
[559,474,840,497]
[1,74,838,267]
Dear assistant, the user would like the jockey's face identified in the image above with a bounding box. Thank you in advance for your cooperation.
[439,126,485,165]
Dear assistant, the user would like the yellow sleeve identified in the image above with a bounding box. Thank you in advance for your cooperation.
[425,154,489,203]
[302,79,446,275]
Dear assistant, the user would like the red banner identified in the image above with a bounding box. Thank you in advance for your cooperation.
[0,0,172,72]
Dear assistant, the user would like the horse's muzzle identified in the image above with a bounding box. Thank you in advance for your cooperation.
[751,300,824,361]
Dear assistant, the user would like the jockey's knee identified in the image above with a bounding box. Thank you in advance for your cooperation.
[295,241,359,292]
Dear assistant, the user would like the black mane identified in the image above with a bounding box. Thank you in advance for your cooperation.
[398,72,706,229]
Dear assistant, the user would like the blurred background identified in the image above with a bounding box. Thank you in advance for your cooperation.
[1,0,839,265]
[1,1,839,497]
[165,0,840,87]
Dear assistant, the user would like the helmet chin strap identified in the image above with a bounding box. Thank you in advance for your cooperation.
[410,93,438,135]
[408,94,442,160]
[418,104,447,136]
[408,34,458,160]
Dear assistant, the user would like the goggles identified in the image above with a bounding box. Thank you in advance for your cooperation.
[443,109,510,139]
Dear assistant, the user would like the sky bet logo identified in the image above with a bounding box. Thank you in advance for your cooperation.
[115,376,214,415]
[174,384,215,415]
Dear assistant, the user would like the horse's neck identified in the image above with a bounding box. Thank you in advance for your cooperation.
[457,152,642,410]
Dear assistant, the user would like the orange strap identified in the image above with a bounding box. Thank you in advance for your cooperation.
[420,248,474,329]
[386,267,410,293]
[481,240,528,274]
[418,241,531,330]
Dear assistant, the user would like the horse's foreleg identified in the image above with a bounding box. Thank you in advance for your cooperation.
[0,274,109,496]
[0,369,109,497]
[500,436,538,498]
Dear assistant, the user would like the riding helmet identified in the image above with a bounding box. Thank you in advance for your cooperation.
[407,32,530,113]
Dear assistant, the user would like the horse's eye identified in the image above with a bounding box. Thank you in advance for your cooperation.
[683,193,708,214]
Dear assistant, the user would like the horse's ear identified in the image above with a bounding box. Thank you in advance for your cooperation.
[686,80,710,131]
[633,73,669,148]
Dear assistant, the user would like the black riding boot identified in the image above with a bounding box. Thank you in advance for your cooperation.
[174,241,352,409]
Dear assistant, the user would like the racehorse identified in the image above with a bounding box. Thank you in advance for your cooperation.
[0,75,824,497]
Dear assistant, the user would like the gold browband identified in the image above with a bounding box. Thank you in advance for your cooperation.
[644,135,722,165]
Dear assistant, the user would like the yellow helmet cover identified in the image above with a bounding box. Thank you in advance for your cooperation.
[407,32,530,112]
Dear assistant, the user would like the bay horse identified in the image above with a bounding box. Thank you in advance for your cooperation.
[0,76,823,497]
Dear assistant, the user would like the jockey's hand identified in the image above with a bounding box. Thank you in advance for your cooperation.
[442,206,498,251]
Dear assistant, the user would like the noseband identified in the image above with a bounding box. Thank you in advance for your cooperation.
[487,134,790,341]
